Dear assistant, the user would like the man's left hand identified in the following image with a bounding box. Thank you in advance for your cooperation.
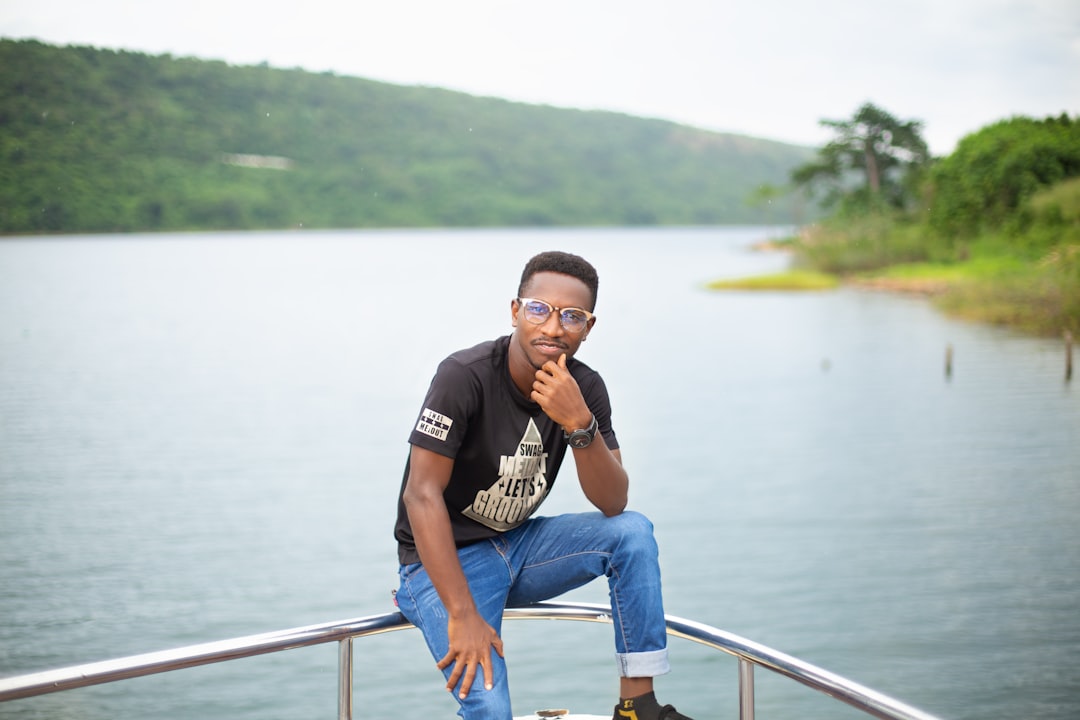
[531,353,592,432]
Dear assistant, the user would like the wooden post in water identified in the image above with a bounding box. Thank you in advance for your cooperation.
[945,343,954,380]
[1066,330,1074,382]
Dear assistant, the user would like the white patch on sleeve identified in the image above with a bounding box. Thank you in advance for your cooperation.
[416,407,453,441]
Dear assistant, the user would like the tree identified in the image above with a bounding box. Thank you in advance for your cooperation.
[792,102,930,213]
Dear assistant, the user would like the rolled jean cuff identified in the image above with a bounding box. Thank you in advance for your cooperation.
[615,648,670,678]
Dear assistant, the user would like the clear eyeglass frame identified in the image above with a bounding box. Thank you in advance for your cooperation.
[516,297,594,333]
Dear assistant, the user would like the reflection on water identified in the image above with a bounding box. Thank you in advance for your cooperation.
[1,227,1077,720]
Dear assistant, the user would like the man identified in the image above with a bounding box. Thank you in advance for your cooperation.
[394,251,693,720]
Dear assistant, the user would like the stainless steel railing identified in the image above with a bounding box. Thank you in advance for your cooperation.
[0,601,942,720]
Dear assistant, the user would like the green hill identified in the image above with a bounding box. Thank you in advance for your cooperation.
[1,39,814,234]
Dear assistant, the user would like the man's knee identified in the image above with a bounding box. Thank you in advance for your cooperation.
[608,510,659,555]
[452,679,512,719]
[616,510,654,533]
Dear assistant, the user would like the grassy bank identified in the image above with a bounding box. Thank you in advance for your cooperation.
[705,269,839,291]
[845,255,1078,336]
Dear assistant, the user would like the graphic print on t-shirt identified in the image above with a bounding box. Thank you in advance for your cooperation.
[416,407,453,442]
[462,417,550,532]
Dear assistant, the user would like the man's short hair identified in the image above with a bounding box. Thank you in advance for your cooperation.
[518,251,600,310]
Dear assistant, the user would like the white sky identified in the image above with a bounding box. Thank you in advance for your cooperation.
[3,0,1078,155]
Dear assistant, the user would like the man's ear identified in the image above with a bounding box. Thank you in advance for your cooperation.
[510,298,520,327]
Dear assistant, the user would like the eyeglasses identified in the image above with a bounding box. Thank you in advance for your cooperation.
[517,297,594,333]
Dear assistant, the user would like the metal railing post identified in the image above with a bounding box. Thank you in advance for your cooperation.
[337,637,353,720]
[738,657,755,720]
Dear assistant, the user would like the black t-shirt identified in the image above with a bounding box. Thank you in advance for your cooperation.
[394,335,618,565]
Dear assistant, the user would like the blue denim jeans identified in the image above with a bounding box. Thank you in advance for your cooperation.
[395,511,669,720]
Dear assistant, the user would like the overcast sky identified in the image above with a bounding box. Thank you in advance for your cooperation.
[3,0,1078,155]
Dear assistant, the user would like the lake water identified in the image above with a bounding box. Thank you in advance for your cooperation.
[1,227,1077,720]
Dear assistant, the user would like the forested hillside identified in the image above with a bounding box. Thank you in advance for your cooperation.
[0,39,814,233]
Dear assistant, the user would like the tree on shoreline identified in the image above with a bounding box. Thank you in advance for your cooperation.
[791,102,930,213]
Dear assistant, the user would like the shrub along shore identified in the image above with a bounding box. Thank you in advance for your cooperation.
[711,194,1078,338]
[792,177,1079,337]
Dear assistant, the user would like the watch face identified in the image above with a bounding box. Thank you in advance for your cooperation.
[568,430,593,449]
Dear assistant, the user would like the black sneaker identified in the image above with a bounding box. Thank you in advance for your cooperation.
[613,692,694,720]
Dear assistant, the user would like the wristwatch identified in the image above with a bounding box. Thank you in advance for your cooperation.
[566,414,598,449]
